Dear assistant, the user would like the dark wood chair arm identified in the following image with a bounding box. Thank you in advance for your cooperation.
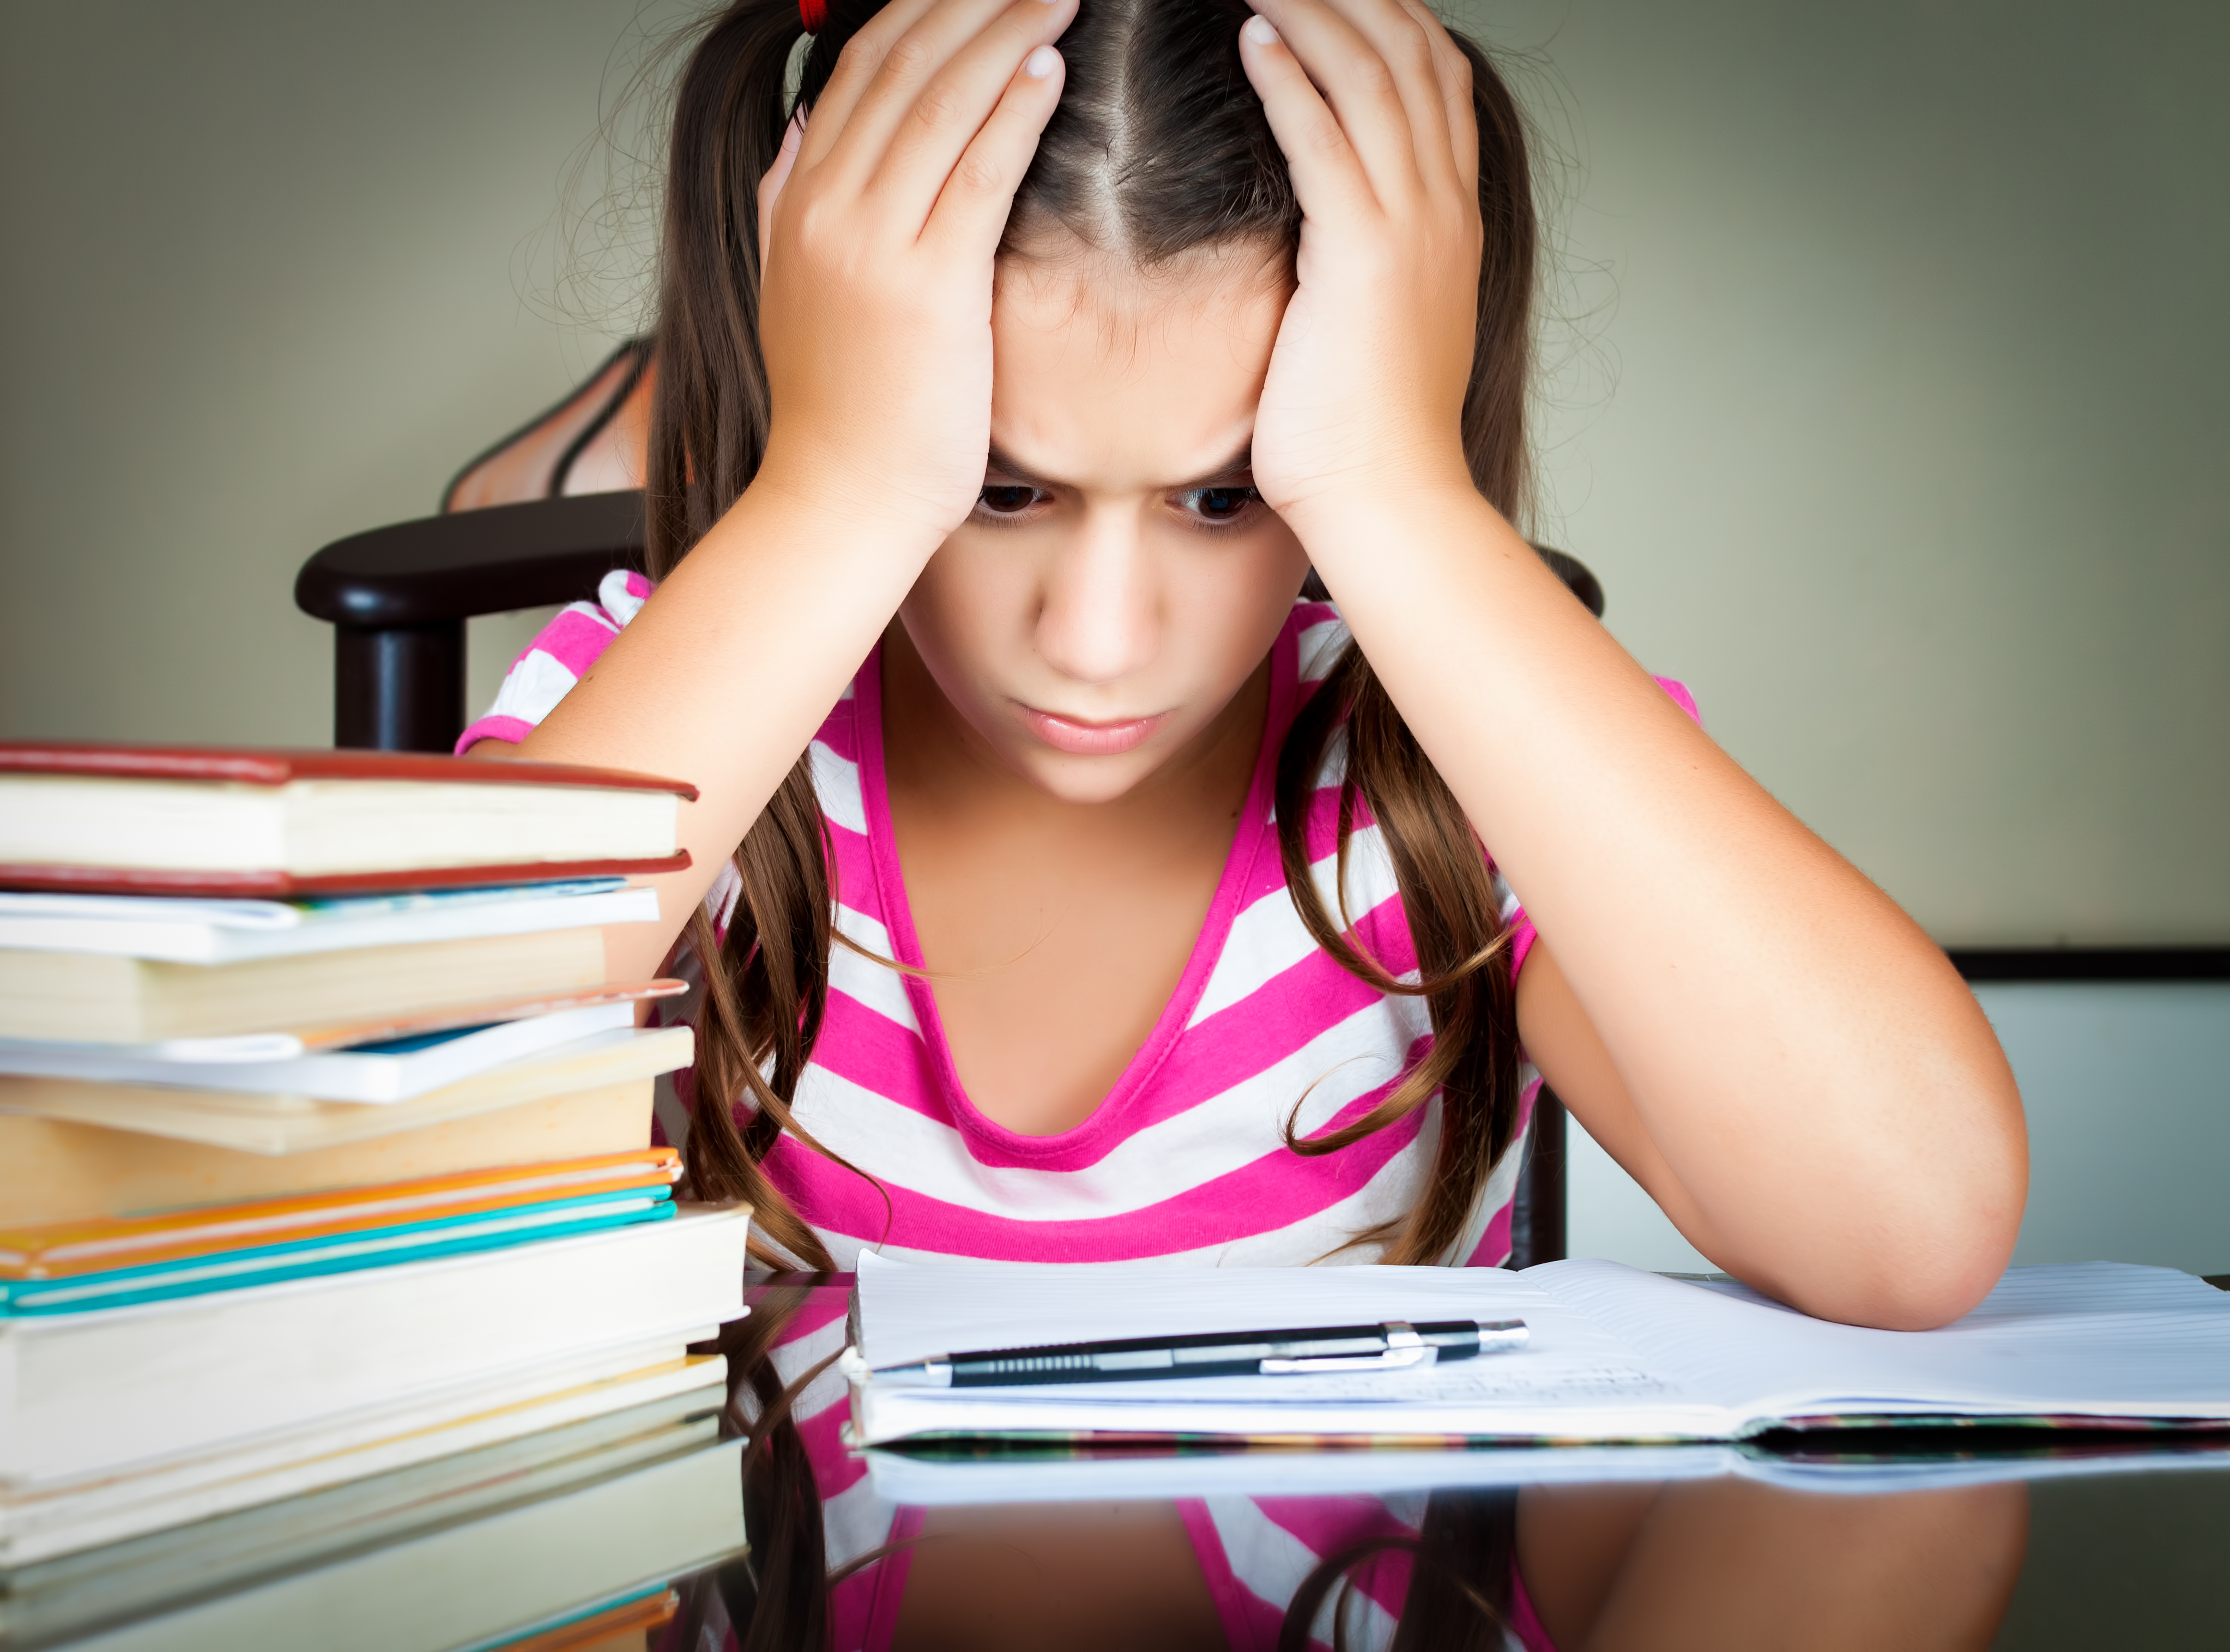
[294,493,647,752]
[295,492,646,629]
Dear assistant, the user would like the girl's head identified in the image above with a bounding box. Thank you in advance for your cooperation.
[910,244,1307,803]
[654,0,1537,804]
[661,0,1536,1270]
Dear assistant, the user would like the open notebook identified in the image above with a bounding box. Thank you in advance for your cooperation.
[847,1254,2230,1448]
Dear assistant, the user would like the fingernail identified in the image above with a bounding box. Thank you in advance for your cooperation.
[1024,44,1060,78]
[1243,14,1279,45]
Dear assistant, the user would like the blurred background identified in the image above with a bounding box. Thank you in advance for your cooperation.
[2,0,2224,1271]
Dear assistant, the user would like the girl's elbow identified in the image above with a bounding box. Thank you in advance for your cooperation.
[1868,1127,2030,1330]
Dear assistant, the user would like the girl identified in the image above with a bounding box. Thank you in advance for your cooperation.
[467,0,2028,1639]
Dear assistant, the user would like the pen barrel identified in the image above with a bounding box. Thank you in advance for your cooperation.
[947,1352,1264,1387]
[948,1351,1098,1384]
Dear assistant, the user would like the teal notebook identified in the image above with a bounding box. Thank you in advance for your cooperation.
[0,1188,674,1316]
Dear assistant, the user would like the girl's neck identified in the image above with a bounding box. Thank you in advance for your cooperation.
[877,621,1274,1136]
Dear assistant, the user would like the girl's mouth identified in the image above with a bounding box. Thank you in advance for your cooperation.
[1018,705,1171,757]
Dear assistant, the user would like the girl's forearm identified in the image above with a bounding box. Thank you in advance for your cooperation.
[1292,487,2026,1326]
[500,481,945,982]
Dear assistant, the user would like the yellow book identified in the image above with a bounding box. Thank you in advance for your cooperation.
[0,1147,684,1279]
[0,1080,662,1227]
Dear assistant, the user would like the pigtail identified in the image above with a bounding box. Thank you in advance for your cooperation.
[1267,35,1539,1268]
[1273,651,1524,1268]
[646,0,799,577]
[1453,32,1539,526]
[647,0,845,1267]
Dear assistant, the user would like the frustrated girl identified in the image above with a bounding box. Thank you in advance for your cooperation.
[464,0,2029,1637]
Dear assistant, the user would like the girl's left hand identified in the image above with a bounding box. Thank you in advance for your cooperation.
[1238,0,1486,528]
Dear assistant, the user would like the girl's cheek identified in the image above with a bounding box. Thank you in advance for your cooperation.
[1189,526,1313,684]
[904,536,1037,693]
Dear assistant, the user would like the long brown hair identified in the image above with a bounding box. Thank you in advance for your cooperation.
[652,0,1538,1269]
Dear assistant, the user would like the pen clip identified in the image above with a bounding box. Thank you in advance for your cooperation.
[1260,1322,1436,1375]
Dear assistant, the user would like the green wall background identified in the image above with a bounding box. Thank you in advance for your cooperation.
[3,0,2225,945]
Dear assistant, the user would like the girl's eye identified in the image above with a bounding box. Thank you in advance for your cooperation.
[977,484,1045,516]
[1178,485,1261,526]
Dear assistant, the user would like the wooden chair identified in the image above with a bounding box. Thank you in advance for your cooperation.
[293,346,1599,1266]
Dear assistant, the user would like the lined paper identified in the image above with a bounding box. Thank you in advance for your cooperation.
[1531,1260,2230,1425]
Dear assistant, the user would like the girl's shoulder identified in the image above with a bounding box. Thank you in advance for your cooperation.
[455,571,869,759]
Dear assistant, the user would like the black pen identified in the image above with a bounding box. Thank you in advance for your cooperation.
[867,1318,1528,1387]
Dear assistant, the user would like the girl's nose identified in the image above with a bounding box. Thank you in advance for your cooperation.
[1034,508,1162,687]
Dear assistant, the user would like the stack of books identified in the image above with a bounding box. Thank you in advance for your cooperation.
[0,744,751,1574]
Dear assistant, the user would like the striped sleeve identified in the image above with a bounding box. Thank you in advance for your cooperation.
[454,570,652,753]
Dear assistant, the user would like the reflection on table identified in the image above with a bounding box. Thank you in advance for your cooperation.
[708,1274,2230,1652]
[14,1272,2228,1651]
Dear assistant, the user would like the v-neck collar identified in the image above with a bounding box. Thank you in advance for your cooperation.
[851,620,1300,1161]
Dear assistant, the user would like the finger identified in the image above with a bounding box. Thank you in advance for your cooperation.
[1389,0,1478,199]
[815,0,1064,199]
[1237,13,1380,228]
[867,0,1078,221]
[919,44,1065,263]
[795,0,947,171]
[757,113,805,275]
[1292,0,1460,199]
[1244,0,1430,207]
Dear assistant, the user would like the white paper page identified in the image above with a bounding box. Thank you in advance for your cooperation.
[0,1003,636,1101]
[0,893,303,927]
[0,881,654,964]
[1529,1260,2230,1427]
[853,1255,1730,1442]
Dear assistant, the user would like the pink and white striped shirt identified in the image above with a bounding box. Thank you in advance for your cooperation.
[466,570,1696,1650]
[465,571,1566,1270]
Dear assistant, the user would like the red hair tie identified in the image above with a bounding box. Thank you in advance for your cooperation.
[800,0,826,30]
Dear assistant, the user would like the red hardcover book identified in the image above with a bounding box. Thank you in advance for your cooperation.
[0,743,697,896]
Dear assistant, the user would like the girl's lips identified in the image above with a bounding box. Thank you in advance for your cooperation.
[1019,705,1170,756]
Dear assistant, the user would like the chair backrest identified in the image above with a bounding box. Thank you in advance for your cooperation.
[444,338,655,512]
[294,349,1602,1266]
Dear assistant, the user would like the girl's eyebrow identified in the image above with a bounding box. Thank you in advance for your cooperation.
[982,444,1256,491]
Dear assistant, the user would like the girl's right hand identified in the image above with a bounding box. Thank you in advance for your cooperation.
[753,0,1074,544]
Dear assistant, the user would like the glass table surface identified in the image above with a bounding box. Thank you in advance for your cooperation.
[9,1273,2226,1651]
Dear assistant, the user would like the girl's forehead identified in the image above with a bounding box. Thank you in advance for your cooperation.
[992,239,1290,358]
[988,291,1274,491]
[987,244,1285,488]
